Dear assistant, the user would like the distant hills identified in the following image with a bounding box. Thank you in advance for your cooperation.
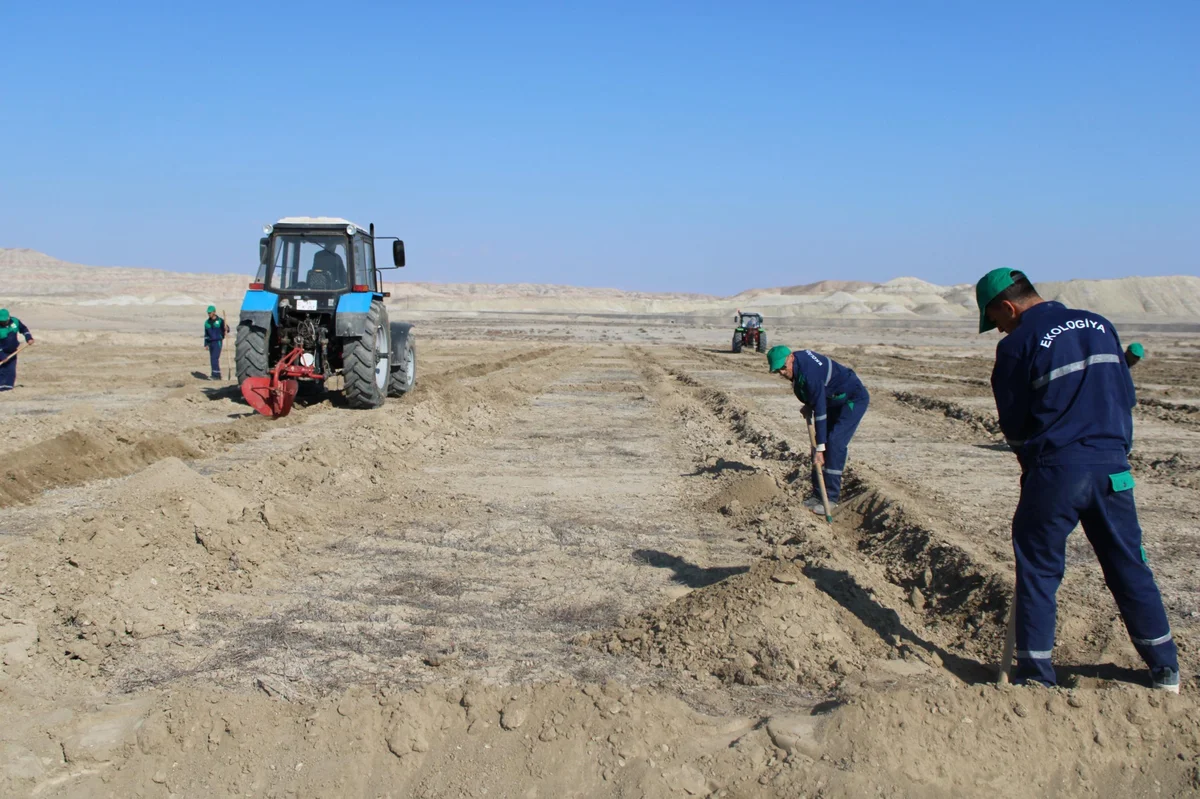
[2,248,1198,321]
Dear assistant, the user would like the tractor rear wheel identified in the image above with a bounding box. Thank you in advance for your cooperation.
[343,302,389,409]
[235,322,268,384]
[732,333,743,353]
[757,332,768,353]
[388,338,415,397]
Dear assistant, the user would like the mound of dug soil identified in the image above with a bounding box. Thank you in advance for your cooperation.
[4,680,765,799]
[46,458,304,674]
[0,426,201,506]
[776,683,1200,798]
[601,560,914,691]
[702,470,783,515]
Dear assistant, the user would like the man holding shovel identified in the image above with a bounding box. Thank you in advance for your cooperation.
[767,346,869,516]
[977,267,1179,692]
[0,309,35,391]
[203,305,228,381]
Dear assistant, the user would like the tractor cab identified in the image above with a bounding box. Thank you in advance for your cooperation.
[736,312,763,330]
[253,217,405,298]
[238,217,415,418]
[732,311,767,354]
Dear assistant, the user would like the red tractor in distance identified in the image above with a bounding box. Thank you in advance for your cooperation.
[732,311,767,354]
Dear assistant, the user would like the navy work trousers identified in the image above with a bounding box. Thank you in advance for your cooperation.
[813,395,869,503]
[0,356,15,390]
[207,341,222,379]
[1012,464,1178,686]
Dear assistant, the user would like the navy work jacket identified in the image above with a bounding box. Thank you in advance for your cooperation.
[0,318,32,355]
[790,350,867,447]
[204,317,227,345]
[991,301,1134,469]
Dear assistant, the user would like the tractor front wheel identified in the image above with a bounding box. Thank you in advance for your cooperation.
[732,333,743,353]
[388,337,416,397]
[757,331,768,353]
[343,302,389,409]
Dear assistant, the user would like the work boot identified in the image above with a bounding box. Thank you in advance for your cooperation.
[801,496,822,510]
[1151,666,1181,694]
[810,500,837,515]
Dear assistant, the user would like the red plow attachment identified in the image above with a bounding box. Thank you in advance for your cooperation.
[240,346,320,419]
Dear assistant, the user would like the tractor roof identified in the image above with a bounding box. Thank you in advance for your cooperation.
[275,216,370,231]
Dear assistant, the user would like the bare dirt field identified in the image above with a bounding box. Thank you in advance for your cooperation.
[2,305,1199,798]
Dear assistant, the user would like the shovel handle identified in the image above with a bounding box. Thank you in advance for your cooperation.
[806,416,834,524]
[0,342,30,368]
[998,594,1017,684]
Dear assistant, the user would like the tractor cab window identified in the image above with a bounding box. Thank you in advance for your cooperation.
[361,239,377,291]
[268,234,350,292]
[352,237,378,291]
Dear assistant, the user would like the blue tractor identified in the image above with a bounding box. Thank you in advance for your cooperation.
[236,217,415,418]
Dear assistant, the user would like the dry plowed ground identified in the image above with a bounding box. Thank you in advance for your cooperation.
[2,307,1199,798]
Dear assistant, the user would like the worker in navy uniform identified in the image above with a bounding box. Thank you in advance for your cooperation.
[0,309,35,391]
[203,305,227,380]
[766,345,869,514]
[977,268,1179,692]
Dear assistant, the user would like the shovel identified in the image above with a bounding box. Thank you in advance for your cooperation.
[806,415,834,524]
[222,308,231,381]
[0,342,31,369]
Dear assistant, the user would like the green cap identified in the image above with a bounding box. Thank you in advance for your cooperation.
[1128,342,1145,359]
[975,268,1023,334]
[206,305,216,314]
[767,345,792,373]
[0,309,8,324]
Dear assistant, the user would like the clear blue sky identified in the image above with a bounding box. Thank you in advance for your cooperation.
[1,1,1196,294]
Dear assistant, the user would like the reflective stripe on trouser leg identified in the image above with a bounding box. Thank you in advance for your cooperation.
[1011,466,1084,687]
[209,342,222,377]
[813,395,869,504]
[1077,473,1179,672]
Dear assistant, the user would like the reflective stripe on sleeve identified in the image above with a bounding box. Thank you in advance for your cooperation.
[826,359,833,385]
[1131,632,1173,647]
[1015,649,1053,660]
[1030,354,1121,390]
[814,414,827,421]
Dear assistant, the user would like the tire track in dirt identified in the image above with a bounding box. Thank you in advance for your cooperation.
[0,345,565,509]
[98,343,760,695]
[0,345,582,687]
[9,337,1200,799]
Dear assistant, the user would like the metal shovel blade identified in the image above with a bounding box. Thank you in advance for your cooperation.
[240,376,299,419]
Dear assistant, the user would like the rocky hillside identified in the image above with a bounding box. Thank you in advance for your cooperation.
[2,248,1198,321]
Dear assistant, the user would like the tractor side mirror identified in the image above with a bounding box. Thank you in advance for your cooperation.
[259,237,269,265]
[392,240,406,268]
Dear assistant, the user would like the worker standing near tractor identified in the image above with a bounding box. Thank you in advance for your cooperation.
[0,309,35,391]
[766,345,869,514]
[977,268,1180,692]
[203,305,228,380]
